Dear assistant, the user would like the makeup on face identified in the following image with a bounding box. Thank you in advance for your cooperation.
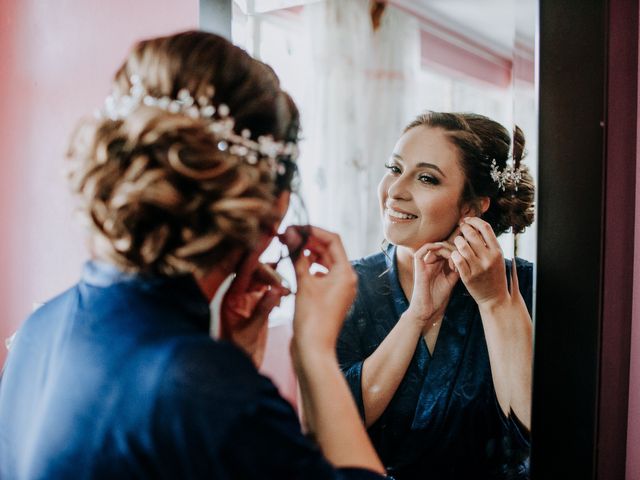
[378,127,468,249]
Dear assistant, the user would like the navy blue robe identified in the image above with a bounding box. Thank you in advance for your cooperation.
[337,245,532,479]
[0,261,385,480]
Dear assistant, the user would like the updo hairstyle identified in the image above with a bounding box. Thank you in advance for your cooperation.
[67,31,300,276]
[404,112,535,235]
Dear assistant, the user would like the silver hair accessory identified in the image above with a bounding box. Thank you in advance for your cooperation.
[96,75,298,172]
[490,159,522,192]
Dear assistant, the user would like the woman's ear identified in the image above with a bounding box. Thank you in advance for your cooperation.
[460,197,490,219]
[477,197,490,215]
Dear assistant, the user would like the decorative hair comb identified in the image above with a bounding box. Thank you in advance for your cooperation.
[96,75,298,173]
[489,159,523,192]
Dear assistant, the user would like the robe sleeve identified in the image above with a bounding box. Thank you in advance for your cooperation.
[515,257,534,316]
[336,290,368,421]
[221,379,387,479]
[488,259,533,478]
[513,259,534,438]
[153,339,388,479]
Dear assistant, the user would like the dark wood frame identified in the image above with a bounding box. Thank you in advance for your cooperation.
[533,0,638,479]
[200,1,639,478]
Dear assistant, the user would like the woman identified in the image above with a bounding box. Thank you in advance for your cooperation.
[337,112,535,479]
[0,31,386,479]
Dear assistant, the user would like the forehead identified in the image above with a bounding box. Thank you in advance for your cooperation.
[394,126,463,177]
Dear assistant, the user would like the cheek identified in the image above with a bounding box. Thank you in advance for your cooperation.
[416,191,463,227]
[377,176,390,205]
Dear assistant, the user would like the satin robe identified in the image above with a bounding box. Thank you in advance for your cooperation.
[0,261,386,480]
[337,245,532,480]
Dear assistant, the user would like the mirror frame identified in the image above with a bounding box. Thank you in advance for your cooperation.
[534,0,638,479]
[200,1,640,477]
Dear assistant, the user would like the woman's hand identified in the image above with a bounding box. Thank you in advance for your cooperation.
[450,217,509,308]
[220,245,290,368]
[451,217,533,427]
[405,231,460,327]
[284,226,357,356]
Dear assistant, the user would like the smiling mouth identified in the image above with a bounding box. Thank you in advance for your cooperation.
[385,208,418,220]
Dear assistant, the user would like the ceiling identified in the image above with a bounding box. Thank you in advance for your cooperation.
[235,0,538,54]
[393,0,537,54]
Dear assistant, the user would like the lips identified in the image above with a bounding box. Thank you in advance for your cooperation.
[385,205,418,220]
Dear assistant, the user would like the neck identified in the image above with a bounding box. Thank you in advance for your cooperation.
[395,245,416,279]
[395,245,417,302]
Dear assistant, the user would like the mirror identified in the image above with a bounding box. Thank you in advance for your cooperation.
[230,0,538,476]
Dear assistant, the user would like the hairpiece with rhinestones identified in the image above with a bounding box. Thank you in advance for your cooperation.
[96,75,298,175]
[489,159,523,192]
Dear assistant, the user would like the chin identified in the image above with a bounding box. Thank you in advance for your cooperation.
[384,225,449,251]
[383,226,419,250]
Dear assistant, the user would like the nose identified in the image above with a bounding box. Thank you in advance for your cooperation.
[386,173,411,201]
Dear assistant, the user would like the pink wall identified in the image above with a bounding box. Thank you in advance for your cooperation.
[627,9,640,475]
[0,0,199,367]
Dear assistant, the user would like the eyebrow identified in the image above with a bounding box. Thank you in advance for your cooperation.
[391,153,447,178]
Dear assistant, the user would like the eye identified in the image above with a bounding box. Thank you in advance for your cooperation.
[384,163,401,175]
[418,174,440,185]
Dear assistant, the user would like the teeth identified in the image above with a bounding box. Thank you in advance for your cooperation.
[387,208,417,220]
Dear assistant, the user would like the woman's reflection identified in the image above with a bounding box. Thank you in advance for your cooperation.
[337,111,535,479]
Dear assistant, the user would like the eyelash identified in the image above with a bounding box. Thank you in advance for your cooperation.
[384,164,440,186]
[384,163,401,175]
[418,174,439,185]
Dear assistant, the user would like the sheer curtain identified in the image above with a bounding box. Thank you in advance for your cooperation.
[300,0,420,259]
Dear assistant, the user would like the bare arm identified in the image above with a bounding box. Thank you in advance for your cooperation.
[288,226,384,473]
[359,311,424,427]
[358,242,459,427]
[451,217,532,430]
[478,262,532,429]
[293,345,384,470]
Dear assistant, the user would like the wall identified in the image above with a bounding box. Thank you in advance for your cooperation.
[0,0,199,367]
[627,5,640,474]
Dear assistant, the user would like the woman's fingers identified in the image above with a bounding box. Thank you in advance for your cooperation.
[253,263,291,294]
[224,287,268,320]
[293,250,312,277]
[296,226,353,278]
[462,217,501,251]
[226,249,262,296]
[413,243,432,271]
[459,222,487,256]
[281,225,342,268]
[308,226,349,266]
[427,243,455,260]
[450,250,471,280]
[253,287,286,319]
[453,235,477,265]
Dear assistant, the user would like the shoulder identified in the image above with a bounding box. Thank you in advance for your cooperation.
[351,251,388,278]
[9,285,79,346]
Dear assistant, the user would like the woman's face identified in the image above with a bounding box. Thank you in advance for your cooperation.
[378,126,471,251]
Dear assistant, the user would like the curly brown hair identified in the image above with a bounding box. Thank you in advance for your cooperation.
[67,31,300,276]
[403,112,535,235]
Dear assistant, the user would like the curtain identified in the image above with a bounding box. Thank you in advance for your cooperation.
[299,0,420,259]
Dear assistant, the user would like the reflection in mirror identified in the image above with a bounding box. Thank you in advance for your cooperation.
[232,1,537,477]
